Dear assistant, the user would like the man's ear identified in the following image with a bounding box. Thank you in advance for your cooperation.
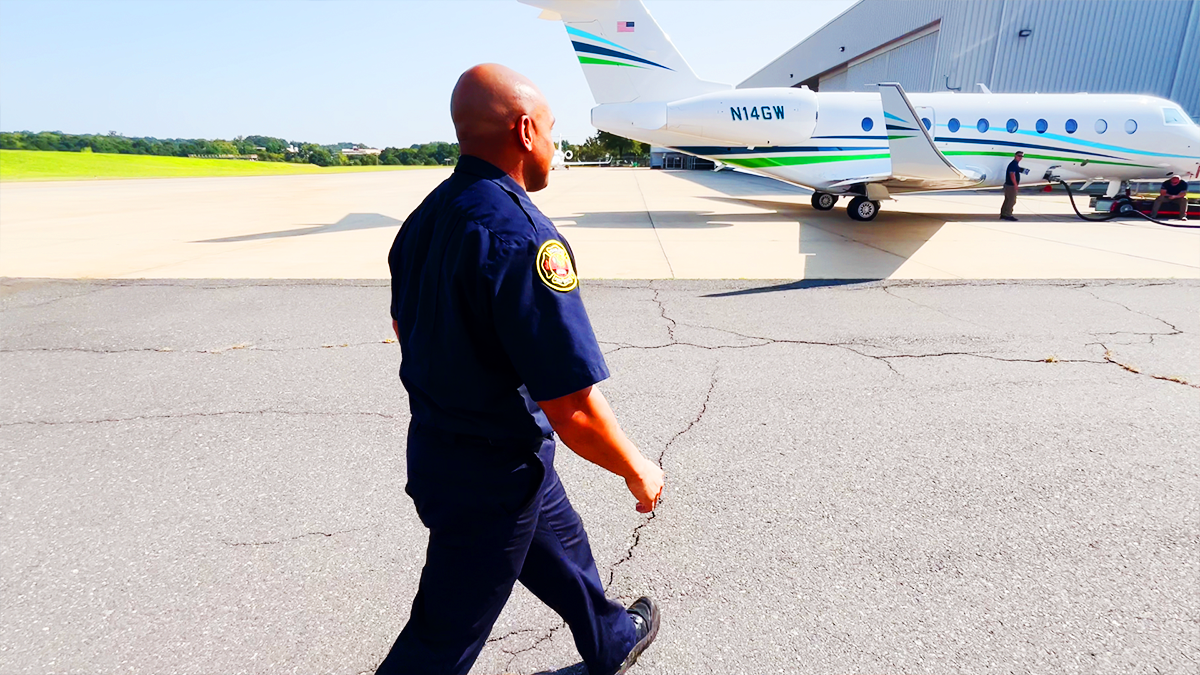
[518,115,534,152]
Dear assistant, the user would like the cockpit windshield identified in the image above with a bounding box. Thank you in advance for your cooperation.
[1161,108,1189,125]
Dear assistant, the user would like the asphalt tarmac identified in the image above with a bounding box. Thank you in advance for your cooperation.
[2,278,1196,674]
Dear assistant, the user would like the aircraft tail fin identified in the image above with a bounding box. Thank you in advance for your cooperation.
[520,0,728,104]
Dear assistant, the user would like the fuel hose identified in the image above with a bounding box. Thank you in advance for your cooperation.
[1054,179,1199,229]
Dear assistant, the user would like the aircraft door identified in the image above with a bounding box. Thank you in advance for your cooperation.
[915,107,936,137]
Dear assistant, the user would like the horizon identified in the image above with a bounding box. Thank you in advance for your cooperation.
[0,0,855,148]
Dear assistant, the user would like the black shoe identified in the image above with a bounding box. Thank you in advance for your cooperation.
[613,597,660,674]
[1000,215,1018,221]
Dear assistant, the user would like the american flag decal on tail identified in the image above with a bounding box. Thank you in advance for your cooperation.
[617,21,634,32]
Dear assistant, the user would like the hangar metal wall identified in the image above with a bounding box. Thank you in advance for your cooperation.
[741,0,1200,120]
[821,29,940,93]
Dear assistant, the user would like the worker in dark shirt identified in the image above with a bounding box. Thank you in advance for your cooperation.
[376,64,663,675]
[1151,174,1190,221]
[1000,151,1024,221]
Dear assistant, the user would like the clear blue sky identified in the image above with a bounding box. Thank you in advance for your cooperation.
[0,0,854,148]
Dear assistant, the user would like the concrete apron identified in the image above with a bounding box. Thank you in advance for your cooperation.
[1,168,1197,279]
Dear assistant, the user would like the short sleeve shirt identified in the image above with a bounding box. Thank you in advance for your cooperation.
[388,155,609,440]
[1162,179,1189,196]
[1004,160,1021,186]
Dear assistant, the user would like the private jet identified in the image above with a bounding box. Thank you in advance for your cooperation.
[521,0,1200,221]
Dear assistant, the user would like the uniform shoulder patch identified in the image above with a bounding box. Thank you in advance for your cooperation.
[535,240,578,292]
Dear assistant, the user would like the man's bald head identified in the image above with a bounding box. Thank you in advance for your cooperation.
[452,64,546,151]
[450,64,556,191]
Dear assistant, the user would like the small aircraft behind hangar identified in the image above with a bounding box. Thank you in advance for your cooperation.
[521,0,1200,221]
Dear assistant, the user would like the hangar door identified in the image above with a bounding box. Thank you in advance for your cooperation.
[820,28,940,93]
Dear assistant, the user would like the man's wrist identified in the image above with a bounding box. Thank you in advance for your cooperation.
[620,452,651,480]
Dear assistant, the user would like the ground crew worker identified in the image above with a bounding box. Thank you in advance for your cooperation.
[1000,151,1024,221]
[1150,174,1189,221]
[376,64,664,675]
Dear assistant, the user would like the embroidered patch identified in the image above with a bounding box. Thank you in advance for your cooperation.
[536,240,578,292]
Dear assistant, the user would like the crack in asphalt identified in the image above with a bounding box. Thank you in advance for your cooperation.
[0,346,178,355]
[1100,345,1198,389]
[881,285,989,329]
[224,528,361,547]
[681,322,906,377]
[649,286,677,343]
[606,367,718,591]
[0,409,399,428]
[603,293,902,377]
[0,285,114,311]
[486,627,544,644]
[607,287,1197,388]
[485,347,720,669]
[878,351,1097,364]
[501,622,567,670]
[1081,289,1184,336]
[0,340,397,355]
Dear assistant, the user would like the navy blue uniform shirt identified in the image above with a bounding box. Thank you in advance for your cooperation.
[389,155,609,440]
[1004,159,1021,186]
[1162,179,1189,196]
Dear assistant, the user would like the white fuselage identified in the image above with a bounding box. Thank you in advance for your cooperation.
[596,92,1200,194]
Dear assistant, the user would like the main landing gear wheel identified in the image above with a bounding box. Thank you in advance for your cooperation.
[811,192,838,211]
[847,196,881,221]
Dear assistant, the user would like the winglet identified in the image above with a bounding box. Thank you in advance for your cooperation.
[877,82,974,184]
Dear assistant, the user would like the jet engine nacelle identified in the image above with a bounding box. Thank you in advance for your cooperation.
[591,87,819,147]
[666,87,818,146]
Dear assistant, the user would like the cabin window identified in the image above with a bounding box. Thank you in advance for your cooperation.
[1006,119,1019,133]
[921,117,931,130]
[1036,119,1048,134]
[977,118,990,133]
[861,117,874,132]
[1125,119,1137,134]
[1065,119,1078,134]
[1095,119,1107,134]
[1162,108,1187,125]
[948,118,960,132]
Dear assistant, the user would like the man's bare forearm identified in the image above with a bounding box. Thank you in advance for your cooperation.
[538,385,646,478]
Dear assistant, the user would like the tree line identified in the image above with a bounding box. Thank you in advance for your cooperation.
[0,131,459,167]
[0,129,648,167]
[564,131,650,165]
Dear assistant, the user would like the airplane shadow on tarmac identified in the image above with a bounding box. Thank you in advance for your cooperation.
[194,212,401,243]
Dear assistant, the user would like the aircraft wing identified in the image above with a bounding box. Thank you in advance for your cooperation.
[826,174,893,190]
[876,82,984,190]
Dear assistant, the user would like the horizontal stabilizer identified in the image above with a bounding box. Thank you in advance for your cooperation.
[877,82,981,189]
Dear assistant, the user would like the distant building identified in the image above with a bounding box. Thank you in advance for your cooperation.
[740,0,1199,121]
[341,147,381,156]
[187,154,258,161]
[651,147,716,170]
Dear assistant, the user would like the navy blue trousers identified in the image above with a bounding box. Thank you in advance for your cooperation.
[376,423,636,675]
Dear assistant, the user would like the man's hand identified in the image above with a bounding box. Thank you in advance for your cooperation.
[539,385,665,513]
[626,456,665,513]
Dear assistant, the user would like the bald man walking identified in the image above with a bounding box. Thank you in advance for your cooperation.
[377,64,663,675]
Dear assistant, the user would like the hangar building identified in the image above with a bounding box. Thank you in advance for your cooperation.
[740,0,1199,122]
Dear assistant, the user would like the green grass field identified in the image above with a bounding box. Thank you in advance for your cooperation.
[0,149,444,181]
